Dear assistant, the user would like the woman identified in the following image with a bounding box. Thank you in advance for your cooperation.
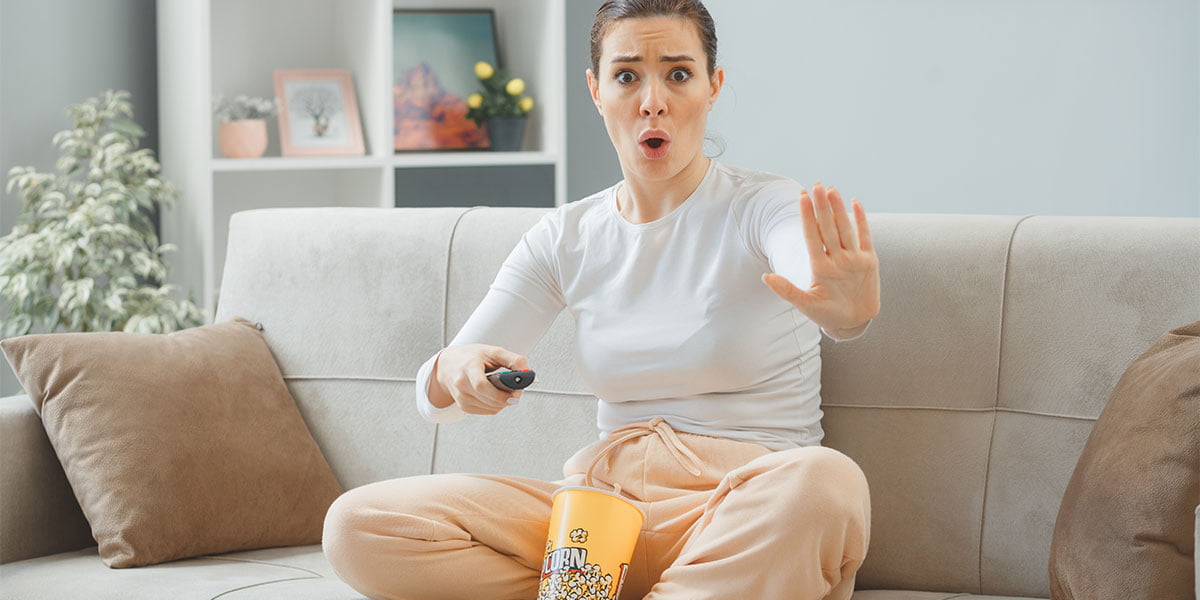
[323,1,880,598]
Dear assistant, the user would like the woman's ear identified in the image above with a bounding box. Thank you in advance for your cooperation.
[586,68,602,114]
[709,65,725,109]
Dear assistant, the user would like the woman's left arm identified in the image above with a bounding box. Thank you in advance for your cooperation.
[761,181,880,340]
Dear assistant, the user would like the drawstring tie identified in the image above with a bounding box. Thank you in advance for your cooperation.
[584,416,704,498]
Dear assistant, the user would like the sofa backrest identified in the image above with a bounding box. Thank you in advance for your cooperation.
[214,207,1200,597]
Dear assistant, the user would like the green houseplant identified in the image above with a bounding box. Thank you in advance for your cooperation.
[465,61,535,151]
[0,89,206,337]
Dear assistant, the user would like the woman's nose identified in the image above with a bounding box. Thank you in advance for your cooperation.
[640,80,667,117]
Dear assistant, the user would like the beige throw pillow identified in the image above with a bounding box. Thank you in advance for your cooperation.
[1,317,344,568]
[1048,320,1199,599]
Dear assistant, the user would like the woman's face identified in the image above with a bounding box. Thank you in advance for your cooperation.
[587,16,724,183]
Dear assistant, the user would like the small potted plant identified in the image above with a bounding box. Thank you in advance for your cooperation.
[465,62,535,152]
[212,94,280,158]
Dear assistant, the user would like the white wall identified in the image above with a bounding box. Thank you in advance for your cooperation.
[569,0,1199,217]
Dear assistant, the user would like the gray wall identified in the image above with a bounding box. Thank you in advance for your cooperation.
[568,0,1198,217]
[1,0,159,231]
[0,0,158,397]
[566,0,624,202]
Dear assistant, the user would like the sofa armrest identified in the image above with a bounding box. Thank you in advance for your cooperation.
[0,394,94,564]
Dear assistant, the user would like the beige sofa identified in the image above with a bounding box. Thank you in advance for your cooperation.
[1,207,1197,599]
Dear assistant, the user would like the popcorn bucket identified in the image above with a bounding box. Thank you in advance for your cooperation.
[538,486,645,600]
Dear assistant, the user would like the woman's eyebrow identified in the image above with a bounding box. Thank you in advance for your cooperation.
[610,54,696,64]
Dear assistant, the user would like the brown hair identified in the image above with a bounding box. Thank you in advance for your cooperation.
[590,0,718,78]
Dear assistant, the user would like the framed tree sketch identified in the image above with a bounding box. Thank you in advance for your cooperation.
[274,69,365,157]
[393,9,501,151]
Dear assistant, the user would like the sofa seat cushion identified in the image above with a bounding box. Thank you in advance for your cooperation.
[0,544,1050,600]
[0,544,365,599]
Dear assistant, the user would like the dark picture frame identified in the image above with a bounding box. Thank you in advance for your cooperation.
[393,9,502,151]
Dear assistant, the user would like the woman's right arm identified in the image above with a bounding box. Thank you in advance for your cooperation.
[415,214,566,423]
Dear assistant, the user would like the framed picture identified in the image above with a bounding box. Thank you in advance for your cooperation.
[274,69,365,157]
[393,9,501,151]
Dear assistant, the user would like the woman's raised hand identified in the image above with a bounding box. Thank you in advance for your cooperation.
[762,182,880,337]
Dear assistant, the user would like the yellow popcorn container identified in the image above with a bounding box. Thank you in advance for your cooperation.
[538,486,645,600]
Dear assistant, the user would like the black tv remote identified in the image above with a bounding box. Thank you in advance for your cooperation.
[486,368,536,392]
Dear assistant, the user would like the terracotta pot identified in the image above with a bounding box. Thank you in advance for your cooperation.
[218,119,268,158]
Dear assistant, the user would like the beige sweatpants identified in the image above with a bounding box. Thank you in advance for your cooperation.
[323,416,870,600]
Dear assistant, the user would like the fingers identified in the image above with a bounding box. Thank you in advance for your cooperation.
[493,348,529,372]
[798,191,828,260]
[466,366,512,413]
[806,181,869,255]
[826,187,858,251]
[487,347,528,404]
[811,182,850,254]
[852,198,874,252]
[445,372,490,415]
[468,346,518,412]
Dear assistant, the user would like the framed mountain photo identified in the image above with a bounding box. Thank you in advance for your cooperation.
[392,9,501,151]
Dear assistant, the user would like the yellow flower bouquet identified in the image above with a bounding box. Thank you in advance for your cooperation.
[465,61,535,128]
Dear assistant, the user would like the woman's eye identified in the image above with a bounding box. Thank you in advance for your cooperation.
[614,68,690,84]
[670,68,693,82]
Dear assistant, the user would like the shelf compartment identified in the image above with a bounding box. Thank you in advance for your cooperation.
[210,0,388,160]
[394,165,554,208]
[390,0,562,156]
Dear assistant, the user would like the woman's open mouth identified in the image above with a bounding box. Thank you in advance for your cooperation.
[639,136,670,159]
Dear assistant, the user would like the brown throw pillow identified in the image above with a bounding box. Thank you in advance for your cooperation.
[0,317,344,568]
[1048,320,1200,599]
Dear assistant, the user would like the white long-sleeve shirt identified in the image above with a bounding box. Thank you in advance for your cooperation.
[414,159,869,451]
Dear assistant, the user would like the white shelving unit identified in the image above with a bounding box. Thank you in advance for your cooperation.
[157,0,566,319]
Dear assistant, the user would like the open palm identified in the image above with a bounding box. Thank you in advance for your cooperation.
[762,182,880,335]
